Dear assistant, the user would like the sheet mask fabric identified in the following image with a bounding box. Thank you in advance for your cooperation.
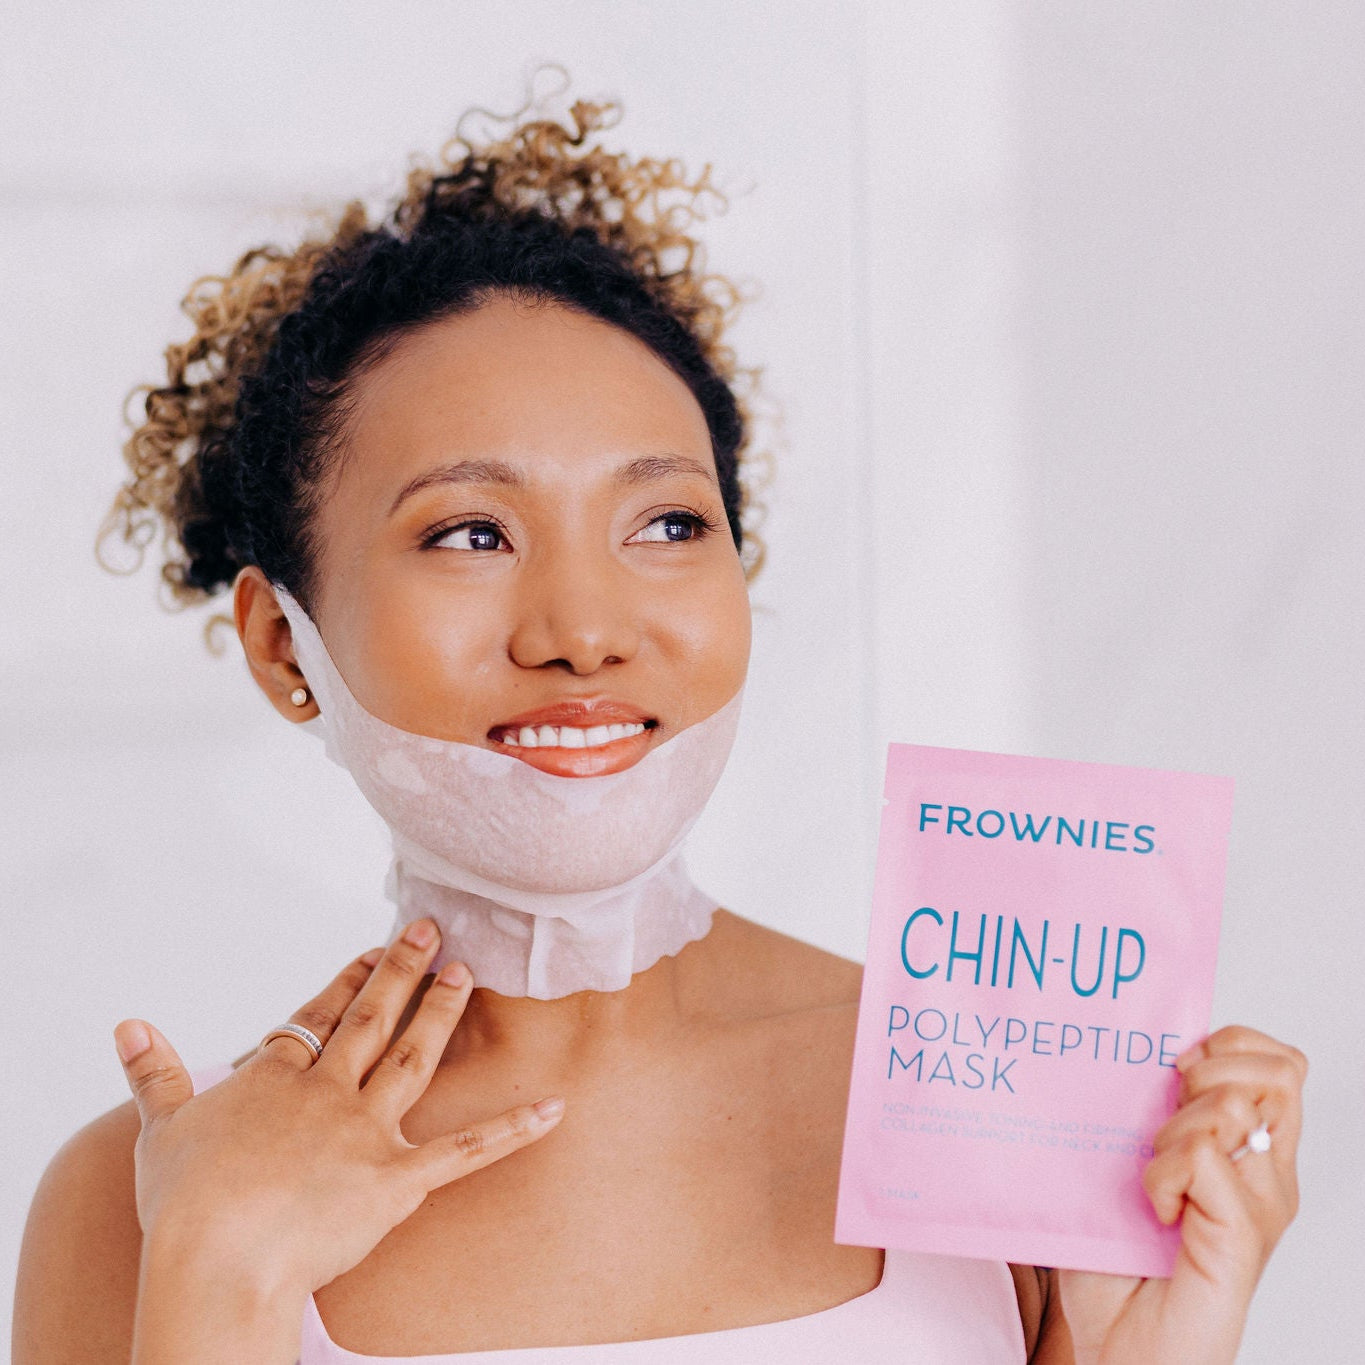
[274,589,742,998]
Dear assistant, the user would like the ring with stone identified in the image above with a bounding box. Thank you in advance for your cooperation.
[258,1021,325,1064]
[1230,1120,1272,1162]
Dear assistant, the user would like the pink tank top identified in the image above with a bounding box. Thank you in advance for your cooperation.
[190,1063,1026,1362]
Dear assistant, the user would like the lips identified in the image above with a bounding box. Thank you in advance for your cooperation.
[487,699,659,777]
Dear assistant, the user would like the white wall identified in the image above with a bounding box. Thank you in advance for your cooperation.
[3,3,1360,1358]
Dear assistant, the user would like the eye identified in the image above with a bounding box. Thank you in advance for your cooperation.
[629,510,715,545]
[428,520,509,552]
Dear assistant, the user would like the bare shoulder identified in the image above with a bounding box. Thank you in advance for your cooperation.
[697,909,864,1019]
[693,909,865,1089]
[13,1098,143,1365]
[688,913,866,1226]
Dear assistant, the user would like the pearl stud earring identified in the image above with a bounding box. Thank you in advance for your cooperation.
[290,686,310,707]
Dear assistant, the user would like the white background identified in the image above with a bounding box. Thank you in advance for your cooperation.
[3,2,1362,1359]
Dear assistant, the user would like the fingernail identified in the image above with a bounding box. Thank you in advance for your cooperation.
[436,960,470,988]
[115,1020,151,1063]
[534,1096,565,1123]
[359,947,385,968]
[403,918,437,948]
[1175,1045,1201,1071]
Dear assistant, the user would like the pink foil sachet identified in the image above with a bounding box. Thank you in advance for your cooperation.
[835,744,1234,1277]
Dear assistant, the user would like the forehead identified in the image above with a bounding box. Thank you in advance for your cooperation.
[336,295,714,489]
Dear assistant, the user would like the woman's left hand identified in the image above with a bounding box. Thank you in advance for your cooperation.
[1053,1025,1306,1365]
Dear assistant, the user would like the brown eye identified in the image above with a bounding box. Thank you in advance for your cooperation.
[630,512,708,544]
[431,521,507,552]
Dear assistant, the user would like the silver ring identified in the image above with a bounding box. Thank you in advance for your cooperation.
[1230,1120,1272,1162]
[259,1022,324,1064]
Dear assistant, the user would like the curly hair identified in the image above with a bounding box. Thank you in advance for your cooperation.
[100,82,768,619]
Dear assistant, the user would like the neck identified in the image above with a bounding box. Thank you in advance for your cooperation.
[388,852,717,999]
[439,944,694,1073]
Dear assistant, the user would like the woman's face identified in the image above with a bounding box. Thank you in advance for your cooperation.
[296,293,751,778]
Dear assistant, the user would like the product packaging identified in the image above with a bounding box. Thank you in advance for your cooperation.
[835,744,1234,1277]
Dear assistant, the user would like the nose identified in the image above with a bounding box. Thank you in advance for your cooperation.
[507,553,642,675]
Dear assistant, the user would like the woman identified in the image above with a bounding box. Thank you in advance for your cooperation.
[14,94,1304,1363]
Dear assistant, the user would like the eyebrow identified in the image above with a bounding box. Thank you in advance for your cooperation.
[388,459,525,515]
[613,454,717,487]
[388,452,715,515]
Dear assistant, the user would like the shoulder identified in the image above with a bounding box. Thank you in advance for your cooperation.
[700,909,864,1018]
[13,1098,144,1364]
[686,910,865,1124]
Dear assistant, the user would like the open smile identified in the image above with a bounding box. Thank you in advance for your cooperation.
[494,720,650,749]
[488,702,660,776]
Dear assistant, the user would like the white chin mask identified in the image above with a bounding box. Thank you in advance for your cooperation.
[275,590,743,998]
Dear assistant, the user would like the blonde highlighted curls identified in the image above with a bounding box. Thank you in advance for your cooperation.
[100,75,770,622]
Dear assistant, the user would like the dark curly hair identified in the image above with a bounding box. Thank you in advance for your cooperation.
[101,84,768,618]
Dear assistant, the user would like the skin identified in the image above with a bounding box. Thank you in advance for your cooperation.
[13,296,1305,1364]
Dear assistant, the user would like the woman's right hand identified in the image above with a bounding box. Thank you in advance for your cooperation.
[114,918,564,1307]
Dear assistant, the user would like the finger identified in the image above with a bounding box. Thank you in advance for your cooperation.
[407,1097,566,1191]
[1166,1071,1300,1223]
[255,945,385,1072]
[363,959,474,1116]
[1176,1053,1304,1154]
[1144,1121,1294,1248]
[114,1019,194,1128]
[1177,1059,1303,1197]
[1176,1026,1308,1082]
[319,919,443,1079]
[1144,1126,1255,1227]
[1154,1084,1263,1158]
[1145,1131,1273,1290]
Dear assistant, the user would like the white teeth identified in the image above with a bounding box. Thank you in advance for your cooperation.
[501,721,649,749]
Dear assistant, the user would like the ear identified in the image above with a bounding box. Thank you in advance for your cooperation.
[233,566,319,723]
